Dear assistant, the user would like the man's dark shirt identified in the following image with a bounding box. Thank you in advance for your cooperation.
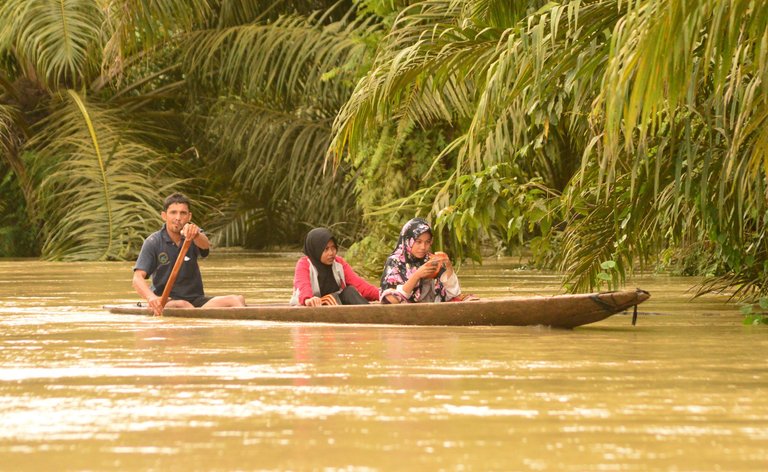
[133,224,209,301]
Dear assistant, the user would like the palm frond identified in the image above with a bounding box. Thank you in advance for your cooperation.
[461,1,621,171]
[190,97,361,245]
[201,196,267,247]
[213,0,349,27]
[0,103,36,213]
[602,0,768,186]
[330,1,495,165]
[172,5,377,243]
[456,0,548,28]
[1,0,104,88]
[181,8,378,105]
[28,91,183,261]
[0,103,24,157]
[202,98,332,193]
[101,0,214,83]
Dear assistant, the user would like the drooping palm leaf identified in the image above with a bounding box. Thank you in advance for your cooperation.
[330,0,610,177]
[593,0,768,296]
[29,91,183,260]
[205,198,267,248]
[181,8,377,104]
[100,0,215,85]
[0,0,104,88]
[0,98,41,222]
[172,5,378,241]
[330,0,611,259]
[328,0,768,298]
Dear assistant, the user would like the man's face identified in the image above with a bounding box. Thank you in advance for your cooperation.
[161,203,191,234]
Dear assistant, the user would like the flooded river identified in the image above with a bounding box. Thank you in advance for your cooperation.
[0,252,766,470]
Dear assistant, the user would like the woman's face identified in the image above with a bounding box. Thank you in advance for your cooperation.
[409,232,432,259]
[321,240,337,265]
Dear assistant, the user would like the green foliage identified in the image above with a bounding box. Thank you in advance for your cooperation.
[331,0,768,300]
[176,3,381,246]
[0,0,380,259]
[432,164,559,264]
[0,160,38,257]
[354,0,400,18]
[1,0,767,311]
[740,298,768,325]
[595,260,618,291]
[29,92,179,260]
[343,120,453,275]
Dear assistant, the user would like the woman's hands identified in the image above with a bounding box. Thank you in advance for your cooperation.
[439,255,455,278]
[425,252,454,279]
[304,296,323,307]
[415,260,441,279]
[402,255,450,296]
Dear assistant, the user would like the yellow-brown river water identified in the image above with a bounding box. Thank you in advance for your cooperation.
[0,252,766,471]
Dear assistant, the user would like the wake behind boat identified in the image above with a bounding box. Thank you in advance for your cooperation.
[104,288,650,329]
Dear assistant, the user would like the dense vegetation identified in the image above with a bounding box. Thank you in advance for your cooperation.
[1,0,766,303]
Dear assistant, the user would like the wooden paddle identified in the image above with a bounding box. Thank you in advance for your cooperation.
[157,236,193,315]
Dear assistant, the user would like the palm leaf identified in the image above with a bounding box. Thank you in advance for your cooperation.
[29,91,183,261]
[100,0,214,83]
[172,5,377,241]
[181,8,378,104]
[205,199,267,248]
[0,103,37,215]
[1,0,103,87]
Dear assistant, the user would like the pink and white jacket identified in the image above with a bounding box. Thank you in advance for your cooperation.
[290,256,379,306]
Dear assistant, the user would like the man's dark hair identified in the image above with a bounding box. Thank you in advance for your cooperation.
[163,193,192,211]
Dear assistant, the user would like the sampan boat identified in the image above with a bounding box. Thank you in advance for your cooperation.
[104,288,650,329]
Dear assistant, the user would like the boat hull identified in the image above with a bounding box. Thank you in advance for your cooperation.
[104,288,650,329]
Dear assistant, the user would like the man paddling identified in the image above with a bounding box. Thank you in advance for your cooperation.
[132,192,245,315]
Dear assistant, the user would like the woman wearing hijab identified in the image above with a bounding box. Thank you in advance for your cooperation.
[380,217,462,304]
[290,228,379,306]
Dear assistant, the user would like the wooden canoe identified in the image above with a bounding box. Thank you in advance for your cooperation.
[104,288,650,329]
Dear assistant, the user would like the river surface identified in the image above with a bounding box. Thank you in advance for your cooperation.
[0,252,766,471]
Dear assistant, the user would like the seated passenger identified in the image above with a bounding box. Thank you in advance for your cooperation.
[290,228,379,306]
[380,217,462,304]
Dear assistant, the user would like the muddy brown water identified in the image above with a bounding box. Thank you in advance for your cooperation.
[1,253,766,470]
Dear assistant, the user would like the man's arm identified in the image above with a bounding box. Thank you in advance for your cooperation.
[132,269,163,315]
[182,223,210,251]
